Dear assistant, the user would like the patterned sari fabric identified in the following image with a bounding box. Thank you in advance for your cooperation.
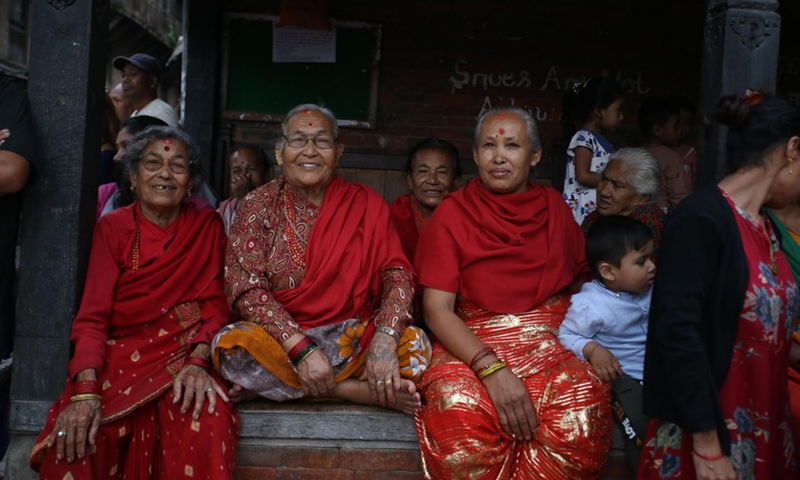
[639,202,799,479]
[416,296,613,480]
[215,176,431,399]
[30,203,239,478]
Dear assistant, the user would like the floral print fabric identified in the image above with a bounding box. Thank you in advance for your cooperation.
[562,129,614,224]
[639,199,799,479]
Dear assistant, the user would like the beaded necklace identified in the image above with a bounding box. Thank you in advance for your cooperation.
[283,188,308,267]
[132,211,141,272]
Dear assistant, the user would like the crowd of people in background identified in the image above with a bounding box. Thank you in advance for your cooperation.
[2,53,800,480]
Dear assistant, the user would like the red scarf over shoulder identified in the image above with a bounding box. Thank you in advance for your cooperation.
[389,193,420,263]
[273,176,411,328]
[416,179,587,313]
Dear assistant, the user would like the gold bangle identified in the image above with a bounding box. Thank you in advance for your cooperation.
[70,393,102,402]
[477,360,507,380]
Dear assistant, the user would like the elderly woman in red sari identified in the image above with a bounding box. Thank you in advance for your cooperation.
[389,137,461,263]
[30,127,239,478]
[415,107,613,479]
[212,104,431,414]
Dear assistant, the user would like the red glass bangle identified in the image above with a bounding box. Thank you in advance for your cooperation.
[287,336,314,361]
[71,380,101,396]
[691,449,725,462]
[469,347,495,372]
[184,356,211,370]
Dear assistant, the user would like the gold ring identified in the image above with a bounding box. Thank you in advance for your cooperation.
[384,378,393,386]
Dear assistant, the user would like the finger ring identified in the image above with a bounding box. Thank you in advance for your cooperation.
[384,378,393,386]
[57,430,66,437]
[376,380,384,386]
[205,387,214,393]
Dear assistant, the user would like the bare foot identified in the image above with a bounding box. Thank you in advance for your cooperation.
[331,378,421,415]
[228,384,260,404]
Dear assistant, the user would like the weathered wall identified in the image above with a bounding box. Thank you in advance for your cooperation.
[217,1,799,199]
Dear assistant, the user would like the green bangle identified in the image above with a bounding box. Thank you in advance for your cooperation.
[293,344,318,366]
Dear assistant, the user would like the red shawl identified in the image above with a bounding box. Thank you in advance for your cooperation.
[272,176,412,329]
[416,179,588,314]
[389,193,421,263]
[67,202,230,419]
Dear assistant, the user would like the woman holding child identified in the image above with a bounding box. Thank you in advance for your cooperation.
[640,92,800,479]
[414,107,612,478]
[212,104,431,414]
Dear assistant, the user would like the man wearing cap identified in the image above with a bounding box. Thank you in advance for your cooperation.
[113,53,179,127]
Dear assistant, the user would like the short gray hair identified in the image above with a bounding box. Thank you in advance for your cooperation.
[123,126,202,182]
[279,103,340,148]
[473,107,541,151]
[609,147,662,197]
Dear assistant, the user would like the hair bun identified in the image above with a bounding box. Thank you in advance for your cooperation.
[715,94,749,130]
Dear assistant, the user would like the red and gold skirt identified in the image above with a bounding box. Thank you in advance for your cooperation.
[415,294,613,479]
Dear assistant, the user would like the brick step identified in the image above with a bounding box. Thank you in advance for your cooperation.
[234,400,634,479]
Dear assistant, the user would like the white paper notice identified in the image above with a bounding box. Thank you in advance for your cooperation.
[272,25,336,63]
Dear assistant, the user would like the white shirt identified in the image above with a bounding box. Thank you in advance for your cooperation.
[133,98,179,127]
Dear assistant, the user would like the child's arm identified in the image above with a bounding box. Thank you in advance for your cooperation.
[573,146,602,188]
[582,342,624,382]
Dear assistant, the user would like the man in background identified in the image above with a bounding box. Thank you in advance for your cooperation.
[113,53,178,127]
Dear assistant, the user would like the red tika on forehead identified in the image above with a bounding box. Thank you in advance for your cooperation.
[499,113,505,121]
[304,109,311,114]
[308,122,313,126]
[498,128,505,135]
[164,145,170,151]
[164,139,171,144]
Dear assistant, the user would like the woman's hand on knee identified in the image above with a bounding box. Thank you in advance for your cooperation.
[297,349,335,397]
[173,364,228,420]
[50,399,101,463]
[364,333,401,407]
[482,368,539,441]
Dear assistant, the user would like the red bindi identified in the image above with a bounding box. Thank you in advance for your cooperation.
[308,122,313,126]
[498,128,505,135]
[164,146,170,151]
[499,113,505,120]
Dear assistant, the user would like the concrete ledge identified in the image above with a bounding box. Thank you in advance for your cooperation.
[237,400,419,450]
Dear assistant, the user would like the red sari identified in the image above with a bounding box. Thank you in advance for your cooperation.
[31,203,239,479]
[214,176,430,400]
[414,180,611,479]
[638,199,797,479]
[389,193,431,263]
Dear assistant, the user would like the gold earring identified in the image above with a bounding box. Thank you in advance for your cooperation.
[275,149,283,166]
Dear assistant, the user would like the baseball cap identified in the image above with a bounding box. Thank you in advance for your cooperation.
[113,53,162,79]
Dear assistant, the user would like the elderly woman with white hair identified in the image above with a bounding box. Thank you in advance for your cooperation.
[581,147,666,249]
[212,103,431,414]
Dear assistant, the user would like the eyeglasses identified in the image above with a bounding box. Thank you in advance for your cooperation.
[282,134,337,150]
[140,156,191,175]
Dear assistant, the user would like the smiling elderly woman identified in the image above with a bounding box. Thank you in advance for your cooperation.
[581,147,666,249]
[31,127,238,478]
[414,107,612,479]
[212,104,431,414]
[389,137,461,263]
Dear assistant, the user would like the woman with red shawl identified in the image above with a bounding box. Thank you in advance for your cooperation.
[30,127,239,478]
[389,137,461,263]
[212,104,431,414]
[414,107,613,479]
